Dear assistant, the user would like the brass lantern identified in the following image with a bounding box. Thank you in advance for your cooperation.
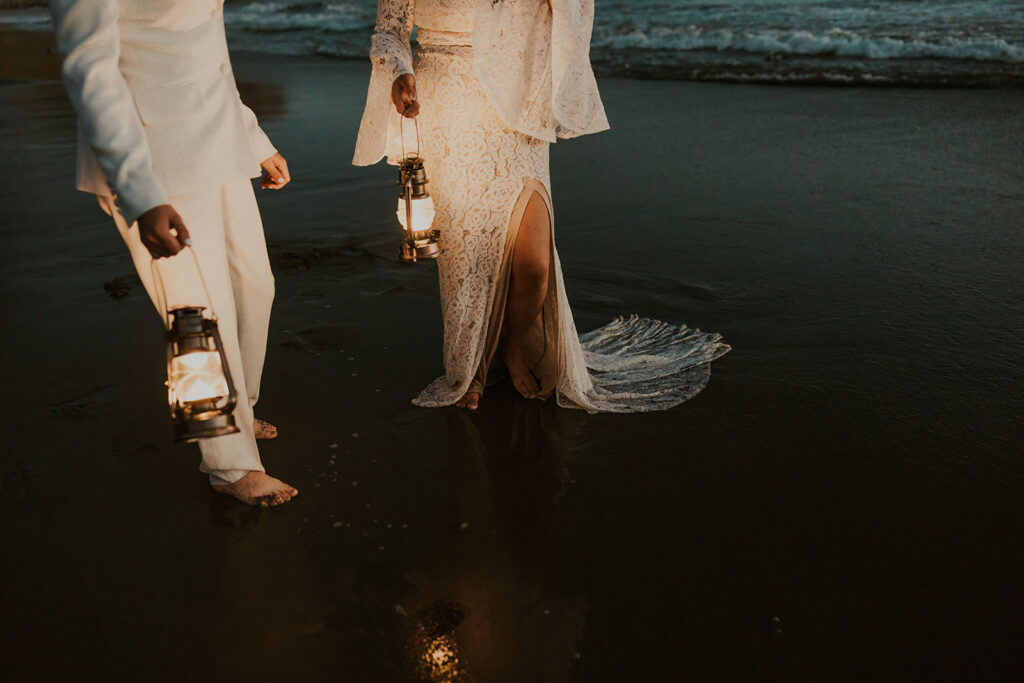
[154,249,239,443]
[396,119,442,262]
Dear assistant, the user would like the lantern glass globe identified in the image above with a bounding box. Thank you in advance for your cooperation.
[396,195,435,233]
[169,350,229,404]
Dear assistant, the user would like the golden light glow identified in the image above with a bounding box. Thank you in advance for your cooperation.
[396,195,435,233]
[169,351,228,403]
[427,637,456,668]
[420,634,462,682]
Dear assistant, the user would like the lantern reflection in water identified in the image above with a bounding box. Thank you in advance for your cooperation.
[418,633,463,682]
[407,600,468,682]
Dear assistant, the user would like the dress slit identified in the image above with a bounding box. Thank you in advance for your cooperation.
[473,178,561,399]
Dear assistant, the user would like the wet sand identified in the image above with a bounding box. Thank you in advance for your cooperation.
[1,29,1024,681]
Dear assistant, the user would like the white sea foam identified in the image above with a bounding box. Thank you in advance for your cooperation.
[595,26,1024,63]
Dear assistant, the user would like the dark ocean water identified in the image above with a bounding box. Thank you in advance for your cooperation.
[3,0,1024,86]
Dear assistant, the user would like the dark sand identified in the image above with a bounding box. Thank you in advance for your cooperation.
[1,29,1023,681]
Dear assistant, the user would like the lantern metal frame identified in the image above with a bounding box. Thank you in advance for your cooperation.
[153,248,240,443]
[397,117,442,263]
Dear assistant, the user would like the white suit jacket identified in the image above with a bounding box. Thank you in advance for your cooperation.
[50,0,277,223]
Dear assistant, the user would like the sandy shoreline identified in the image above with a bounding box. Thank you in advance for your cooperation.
[2,28,1024,681]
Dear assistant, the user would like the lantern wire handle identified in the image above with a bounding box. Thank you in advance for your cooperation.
[399,115,421,160]
[151,246,219,330]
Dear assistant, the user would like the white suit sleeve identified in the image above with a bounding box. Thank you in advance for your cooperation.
[49,0,169,224]
[352,0,416,166]
[237,99,277,164]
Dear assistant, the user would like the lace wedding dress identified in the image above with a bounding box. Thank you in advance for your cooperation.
[354,0,729,413]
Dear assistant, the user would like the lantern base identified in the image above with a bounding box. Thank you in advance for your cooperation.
[400,234,443,263]
[174,413,239,443]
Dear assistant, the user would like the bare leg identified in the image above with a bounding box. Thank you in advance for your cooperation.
[504,191,551,399]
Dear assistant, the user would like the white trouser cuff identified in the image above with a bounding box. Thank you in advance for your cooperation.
[207,469,253,486]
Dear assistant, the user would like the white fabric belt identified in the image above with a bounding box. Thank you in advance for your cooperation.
[416,28,472,48]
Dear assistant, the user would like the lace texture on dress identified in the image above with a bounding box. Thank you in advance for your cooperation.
[353,0,609,166]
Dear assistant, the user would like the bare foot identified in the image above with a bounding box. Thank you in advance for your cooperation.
[212,471,298,507]
[254,418,278,440]
[505,346,540,399]
[455,391,481,411]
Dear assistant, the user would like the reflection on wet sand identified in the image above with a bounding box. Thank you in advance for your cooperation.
[0,30,60,81]
[401,392,588,682]
[5,30,1023,678]
[194,497,327,679]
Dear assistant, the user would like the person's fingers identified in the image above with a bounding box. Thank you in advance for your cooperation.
[170,213,191,248]
[272,160,289,188]
[144,234,172,259]
[160,231,184,256]
[258,156,289,189]
[152,218,184,256]
[260,170,281,189]
[142,229,165,256]
[276,157,290,182]
[393,76,419,116]
[405,79,419,115]
[392,82,408,114]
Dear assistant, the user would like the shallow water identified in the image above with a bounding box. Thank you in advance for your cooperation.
[1,54,1023,680]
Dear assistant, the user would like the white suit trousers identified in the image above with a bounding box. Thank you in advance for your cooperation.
[102,179,275,485]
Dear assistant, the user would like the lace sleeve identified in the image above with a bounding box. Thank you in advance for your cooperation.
[551,0,609,138]
[371,0,415,82]
[352,0,416,166]
[471,0,608,143]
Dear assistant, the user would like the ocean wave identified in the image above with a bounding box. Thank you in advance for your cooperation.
[3,1,1024,87]
[225,1,371,34]
[593,26,1024,64]
[0,9,50,28]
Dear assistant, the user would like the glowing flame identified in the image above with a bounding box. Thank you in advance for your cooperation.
[169,351,228,403]
[397,195,435,233]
